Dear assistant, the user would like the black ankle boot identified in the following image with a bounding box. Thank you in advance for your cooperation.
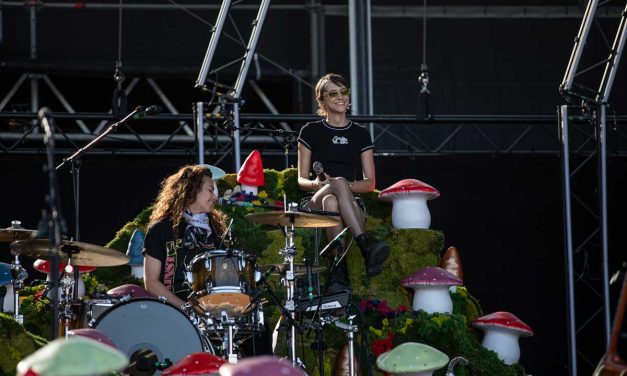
[356,234,391,277]
[327,256,351,293]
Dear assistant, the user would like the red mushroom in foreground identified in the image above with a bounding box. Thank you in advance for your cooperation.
[378,179,440,229]
[472,311,534,365]
[67,328,118,349]
[401,267,462,313]
[237,150,265,195]
[162,352,226,375]
[33,259,96,299]
[107,284,154,299]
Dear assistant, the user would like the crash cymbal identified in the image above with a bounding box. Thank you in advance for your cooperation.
[259,263,327,277]
[10,239,129,267]
[0,226,36,242]
[245,211,340,228]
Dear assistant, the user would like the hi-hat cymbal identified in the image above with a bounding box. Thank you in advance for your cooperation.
[245,211,340,228]
[10,239,129,267]
[259,263,327,277]
[0,226,36,242]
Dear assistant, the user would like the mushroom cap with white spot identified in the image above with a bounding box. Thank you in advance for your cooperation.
[376,342,449,373]
[472,311,534,337]
[378,179,440,201]
[219,356,306,376]
[401,266,463,288]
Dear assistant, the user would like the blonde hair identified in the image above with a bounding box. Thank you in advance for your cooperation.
[150,164,227,237]
[315,73,349,117]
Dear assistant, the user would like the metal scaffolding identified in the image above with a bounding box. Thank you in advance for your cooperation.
[559,0,627,374]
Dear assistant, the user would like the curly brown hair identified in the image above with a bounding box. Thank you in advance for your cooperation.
[149,164,227,238]
[315,73,349,117]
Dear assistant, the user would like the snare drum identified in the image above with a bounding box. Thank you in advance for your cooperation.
[187,249,257,318]
[93,298,206,367]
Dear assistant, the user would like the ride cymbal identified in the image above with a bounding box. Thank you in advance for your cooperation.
[10,239,129,267]
[244,211,340,228]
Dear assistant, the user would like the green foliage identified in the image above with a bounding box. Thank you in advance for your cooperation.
[262,169,282,199]
[349,226,444,308]
[361,191,391,219]
[280,168,301,203]
[0,313,47,376]
[105,206,152,252]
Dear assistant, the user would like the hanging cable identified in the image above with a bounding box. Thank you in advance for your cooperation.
[417,0,432,121]
[112,0,127,118]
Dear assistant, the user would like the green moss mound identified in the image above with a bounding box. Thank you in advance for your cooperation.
[0,313,47,376]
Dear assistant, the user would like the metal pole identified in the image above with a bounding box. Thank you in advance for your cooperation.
[560,0,599,93]
[599,105,611,345]
[348,0,359,115]
[195,0,232,89]
[559,105,578,376]
[195,102,205,164]
[232,103,241,171]
[232,0,271,97]
[596,1,627,103]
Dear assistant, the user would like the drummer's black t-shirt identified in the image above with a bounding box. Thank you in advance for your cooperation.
[142,219,217,300]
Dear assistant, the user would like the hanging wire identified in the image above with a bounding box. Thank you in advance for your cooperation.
[112,0,127,118]
[418,0,432,120]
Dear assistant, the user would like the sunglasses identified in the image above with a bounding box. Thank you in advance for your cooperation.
[324,88,351,98]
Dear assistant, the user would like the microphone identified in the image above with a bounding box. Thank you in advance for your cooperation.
[312,161,326,181]
[131,105,162,119]
[319,227,350,257]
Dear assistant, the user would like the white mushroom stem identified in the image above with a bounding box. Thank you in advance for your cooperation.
[480,327,522,365]
[391,371,437,376]
[240,184,258,196]
[410,285,453,314]
[2,284,15,312]
[390,195,431,229]
[130,265,144,279]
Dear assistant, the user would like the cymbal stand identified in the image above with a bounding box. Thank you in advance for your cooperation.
[58,260,76,338]
[319,313,359,376]
[280,203,301,368]
[8,220,28,324]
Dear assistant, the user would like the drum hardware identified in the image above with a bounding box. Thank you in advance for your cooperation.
[1,220,34,324]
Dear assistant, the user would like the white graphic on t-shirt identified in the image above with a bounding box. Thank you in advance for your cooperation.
[332,136,348,145]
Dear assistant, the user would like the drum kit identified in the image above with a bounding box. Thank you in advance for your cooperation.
[1,203,361,375]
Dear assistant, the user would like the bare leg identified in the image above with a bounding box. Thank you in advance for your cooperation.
[306,177,365,247]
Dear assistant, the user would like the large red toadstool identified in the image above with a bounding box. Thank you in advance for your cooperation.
[237,150,265,195]
[472,311,533,365]
[401,267,462,314]
[33,259,96,299]
[378,179,440,229]
[219,356,306,376]
[162,352,226,375]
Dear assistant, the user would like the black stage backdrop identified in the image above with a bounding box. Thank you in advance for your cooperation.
[2,153,626,375]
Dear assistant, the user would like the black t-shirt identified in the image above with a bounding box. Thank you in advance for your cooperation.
[297,120,374,181]
[142,219,218,300]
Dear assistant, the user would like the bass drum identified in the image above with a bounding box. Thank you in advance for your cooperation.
[92,298,205,372]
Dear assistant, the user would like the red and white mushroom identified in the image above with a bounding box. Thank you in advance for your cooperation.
[107,284,154,299]
[472,311,534,365]
[401,267,462,313]
[33,259,96,299]
[162,352,226,375]
[378,179,440,229]
[237,150,265,195]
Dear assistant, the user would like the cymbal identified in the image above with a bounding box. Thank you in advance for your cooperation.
[245,211,340,228]
[10,239,129,267]
[260,263,327,277]
[0,226,36,242]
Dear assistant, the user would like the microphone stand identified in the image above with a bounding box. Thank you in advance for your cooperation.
[227,125,297,169]
[39,109,64,340]
[55,106,145,299]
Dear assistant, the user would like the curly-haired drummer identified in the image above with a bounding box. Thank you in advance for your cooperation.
[297,73,390,292]
[143,165,228,308]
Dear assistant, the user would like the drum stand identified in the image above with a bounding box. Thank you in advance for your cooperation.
[220,311,239,363]
[58,263,76,338]
[280,205,302,368]
[320,313,359,376]
[7,221,29,324]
